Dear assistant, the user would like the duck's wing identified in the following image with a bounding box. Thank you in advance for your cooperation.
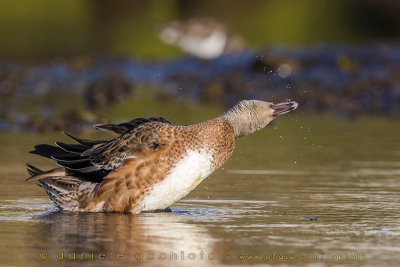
[29,117,173,183]
[93,117,172,135]
[79,121,169,171]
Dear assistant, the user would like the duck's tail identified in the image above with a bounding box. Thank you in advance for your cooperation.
[26,163,85,211]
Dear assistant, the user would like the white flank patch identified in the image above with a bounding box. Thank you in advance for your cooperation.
[140,149,213,211]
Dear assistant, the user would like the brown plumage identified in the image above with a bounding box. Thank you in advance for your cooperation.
[27,100,298,213]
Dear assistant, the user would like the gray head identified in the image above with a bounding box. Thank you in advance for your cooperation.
[221,100,298,138]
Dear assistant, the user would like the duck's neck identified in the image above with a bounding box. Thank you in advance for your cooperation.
[219,107,273,138]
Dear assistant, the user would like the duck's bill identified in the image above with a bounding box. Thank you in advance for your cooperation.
[271,101,298,116]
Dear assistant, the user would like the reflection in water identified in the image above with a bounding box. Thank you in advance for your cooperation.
[32,207,223,266]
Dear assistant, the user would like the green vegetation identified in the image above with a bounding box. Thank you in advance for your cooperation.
[1,0,399,59]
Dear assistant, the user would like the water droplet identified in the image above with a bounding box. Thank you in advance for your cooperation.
[277,63,292,78]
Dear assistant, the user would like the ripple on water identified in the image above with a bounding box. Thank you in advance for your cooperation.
[0,198,273,223]
[228,167,400,177]
[0,198,56,222]
[172,199,277,224]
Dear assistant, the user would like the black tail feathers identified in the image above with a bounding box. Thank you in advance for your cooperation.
[26,163,43,180]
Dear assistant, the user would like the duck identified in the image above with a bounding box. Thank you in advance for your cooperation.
[26,100,298,213]
[159,18,244,59]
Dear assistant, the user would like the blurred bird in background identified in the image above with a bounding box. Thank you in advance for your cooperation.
[159,18,245,59]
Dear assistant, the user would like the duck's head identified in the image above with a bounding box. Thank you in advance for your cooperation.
[221,100,298,138]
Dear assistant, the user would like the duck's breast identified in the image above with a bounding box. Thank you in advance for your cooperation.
[140,149,214,211]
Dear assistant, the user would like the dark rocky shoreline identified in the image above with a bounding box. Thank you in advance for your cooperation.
[1,42,400,132]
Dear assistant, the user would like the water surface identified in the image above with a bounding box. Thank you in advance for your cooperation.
[0,114,399,266]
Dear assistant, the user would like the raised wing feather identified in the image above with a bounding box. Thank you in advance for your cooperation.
[94,117,172,135]
[82,122,165,170]
[29,117,172,183]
